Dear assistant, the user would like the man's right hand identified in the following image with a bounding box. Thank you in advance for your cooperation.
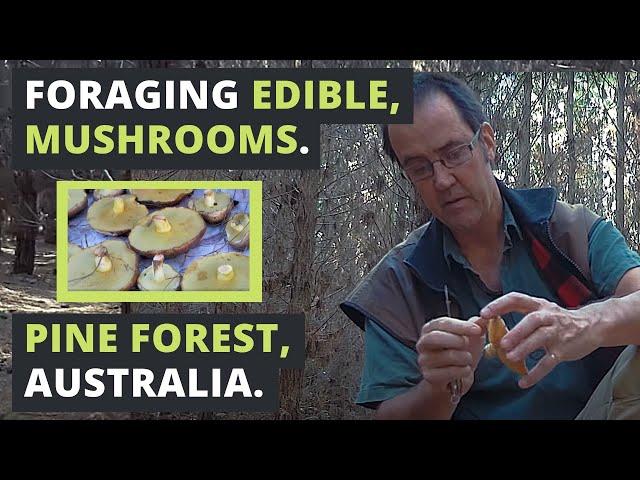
[416,316,487,397]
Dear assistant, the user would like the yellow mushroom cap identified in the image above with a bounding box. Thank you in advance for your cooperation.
[128,207,206,258]
[68,190,88,217]
[94,189,125,200]
[129,189,193,207]
[68,240,138,291]
[87,194,148,235]
[225,213,250,250]
[181,253,249,291]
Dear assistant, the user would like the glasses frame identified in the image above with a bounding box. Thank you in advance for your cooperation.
[403,122,487,183]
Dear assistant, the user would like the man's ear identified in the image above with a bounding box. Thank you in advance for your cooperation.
[480,122,496,166]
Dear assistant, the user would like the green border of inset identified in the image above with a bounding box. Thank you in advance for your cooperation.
[57,180,262,303]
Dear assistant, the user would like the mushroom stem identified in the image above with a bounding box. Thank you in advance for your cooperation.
[152,254,166,282]
[204,190,216,207]
[93,246,113,272]
[112,197,125,214]
[484,343,496,358]
[152,215,172,233]
[217,264,235,281]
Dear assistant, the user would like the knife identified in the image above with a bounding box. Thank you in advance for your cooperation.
[445,285,462,405]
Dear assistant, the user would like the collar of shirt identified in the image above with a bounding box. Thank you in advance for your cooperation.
[442,197,523,270]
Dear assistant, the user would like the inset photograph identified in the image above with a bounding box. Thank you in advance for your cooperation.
[57,181,262,303]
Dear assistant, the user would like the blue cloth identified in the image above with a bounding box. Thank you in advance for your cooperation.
[356,202,640,419]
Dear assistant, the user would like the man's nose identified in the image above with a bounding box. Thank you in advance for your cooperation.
[431,161,456,191]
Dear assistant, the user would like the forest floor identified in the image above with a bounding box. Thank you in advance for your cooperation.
[0,236,128,420]
[0,238,275,421]
[0,237,359,421]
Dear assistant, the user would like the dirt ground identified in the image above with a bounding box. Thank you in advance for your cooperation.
[0,236,129,420]
[0,237,346,421]
[0,238,265,421]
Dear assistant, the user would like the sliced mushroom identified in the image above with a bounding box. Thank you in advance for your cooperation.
[225,212,250,250]
[189,190,236,224]
[129,189,193,207]
[68,190,88,218]
[68,243,83,259]
[94,189,125,200]
[87,194,149,236]
[483,316,528,376]
[181,252,250,291]
[137,254,181,291]
[68,240,139,291]
[128,207,206,258]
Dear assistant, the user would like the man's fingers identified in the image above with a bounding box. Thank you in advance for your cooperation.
[469,315,489,332]
[422,365,472,386]
[504,326,554,363]
[417,331,468,351]
[480,292,546,319]
[501,312,554,351]
[518,352,560,389]
[423,317,484,336]
[420,349,473,369]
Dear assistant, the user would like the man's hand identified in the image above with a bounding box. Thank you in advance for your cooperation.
[480,292,601,389]
[416,316,487,396]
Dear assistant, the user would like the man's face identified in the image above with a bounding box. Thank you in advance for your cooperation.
[388,93,498,232]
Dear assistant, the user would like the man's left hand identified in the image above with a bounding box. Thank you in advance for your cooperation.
[480,292,601,389]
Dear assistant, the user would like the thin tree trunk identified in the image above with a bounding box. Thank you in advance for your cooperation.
[615,72,626,235]
[276,59,317,420]
[586,135,595,212]
[634,96,640,249]
[276,169,319,419]
[13,170,37,274]
[566,72,576,203]
[542,73,551,184]
[518,73,532,188]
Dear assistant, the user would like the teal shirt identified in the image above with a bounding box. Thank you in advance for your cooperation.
[357,201,640,419]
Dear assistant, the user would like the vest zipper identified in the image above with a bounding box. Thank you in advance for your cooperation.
[545,221,590,288]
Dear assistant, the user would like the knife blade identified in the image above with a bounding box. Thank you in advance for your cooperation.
[445,285,462,405]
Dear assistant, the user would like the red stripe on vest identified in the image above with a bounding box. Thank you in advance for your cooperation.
[530,235,551,268]
[526,229,594,308]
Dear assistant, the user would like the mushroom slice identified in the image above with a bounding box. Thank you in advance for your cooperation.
[68,239,139,291]
[137,254,180,291]
[68,243,83,259]
[225,213,250,250]
[129,189,193,207]
[189,190,236,224]
[68,189,88,218]
[181,252,249,291]
[128,207,206,258]
[94,189,125,200]
[87,194,149,236]
[483,316,528,376]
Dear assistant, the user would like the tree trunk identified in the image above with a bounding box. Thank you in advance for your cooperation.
[542,73,551,185]
[634,94,640,249]
[585,134,596,212]
[615,72,626,235]
[566,72,576,203]
[518,73,532,188]
[275,60,318,420]
[276,169,320,420]
[44,217,56,244]
[13,170,37,274]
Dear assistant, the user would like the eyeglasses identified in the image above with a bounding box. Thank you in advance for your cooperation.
[403,123,485,182]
